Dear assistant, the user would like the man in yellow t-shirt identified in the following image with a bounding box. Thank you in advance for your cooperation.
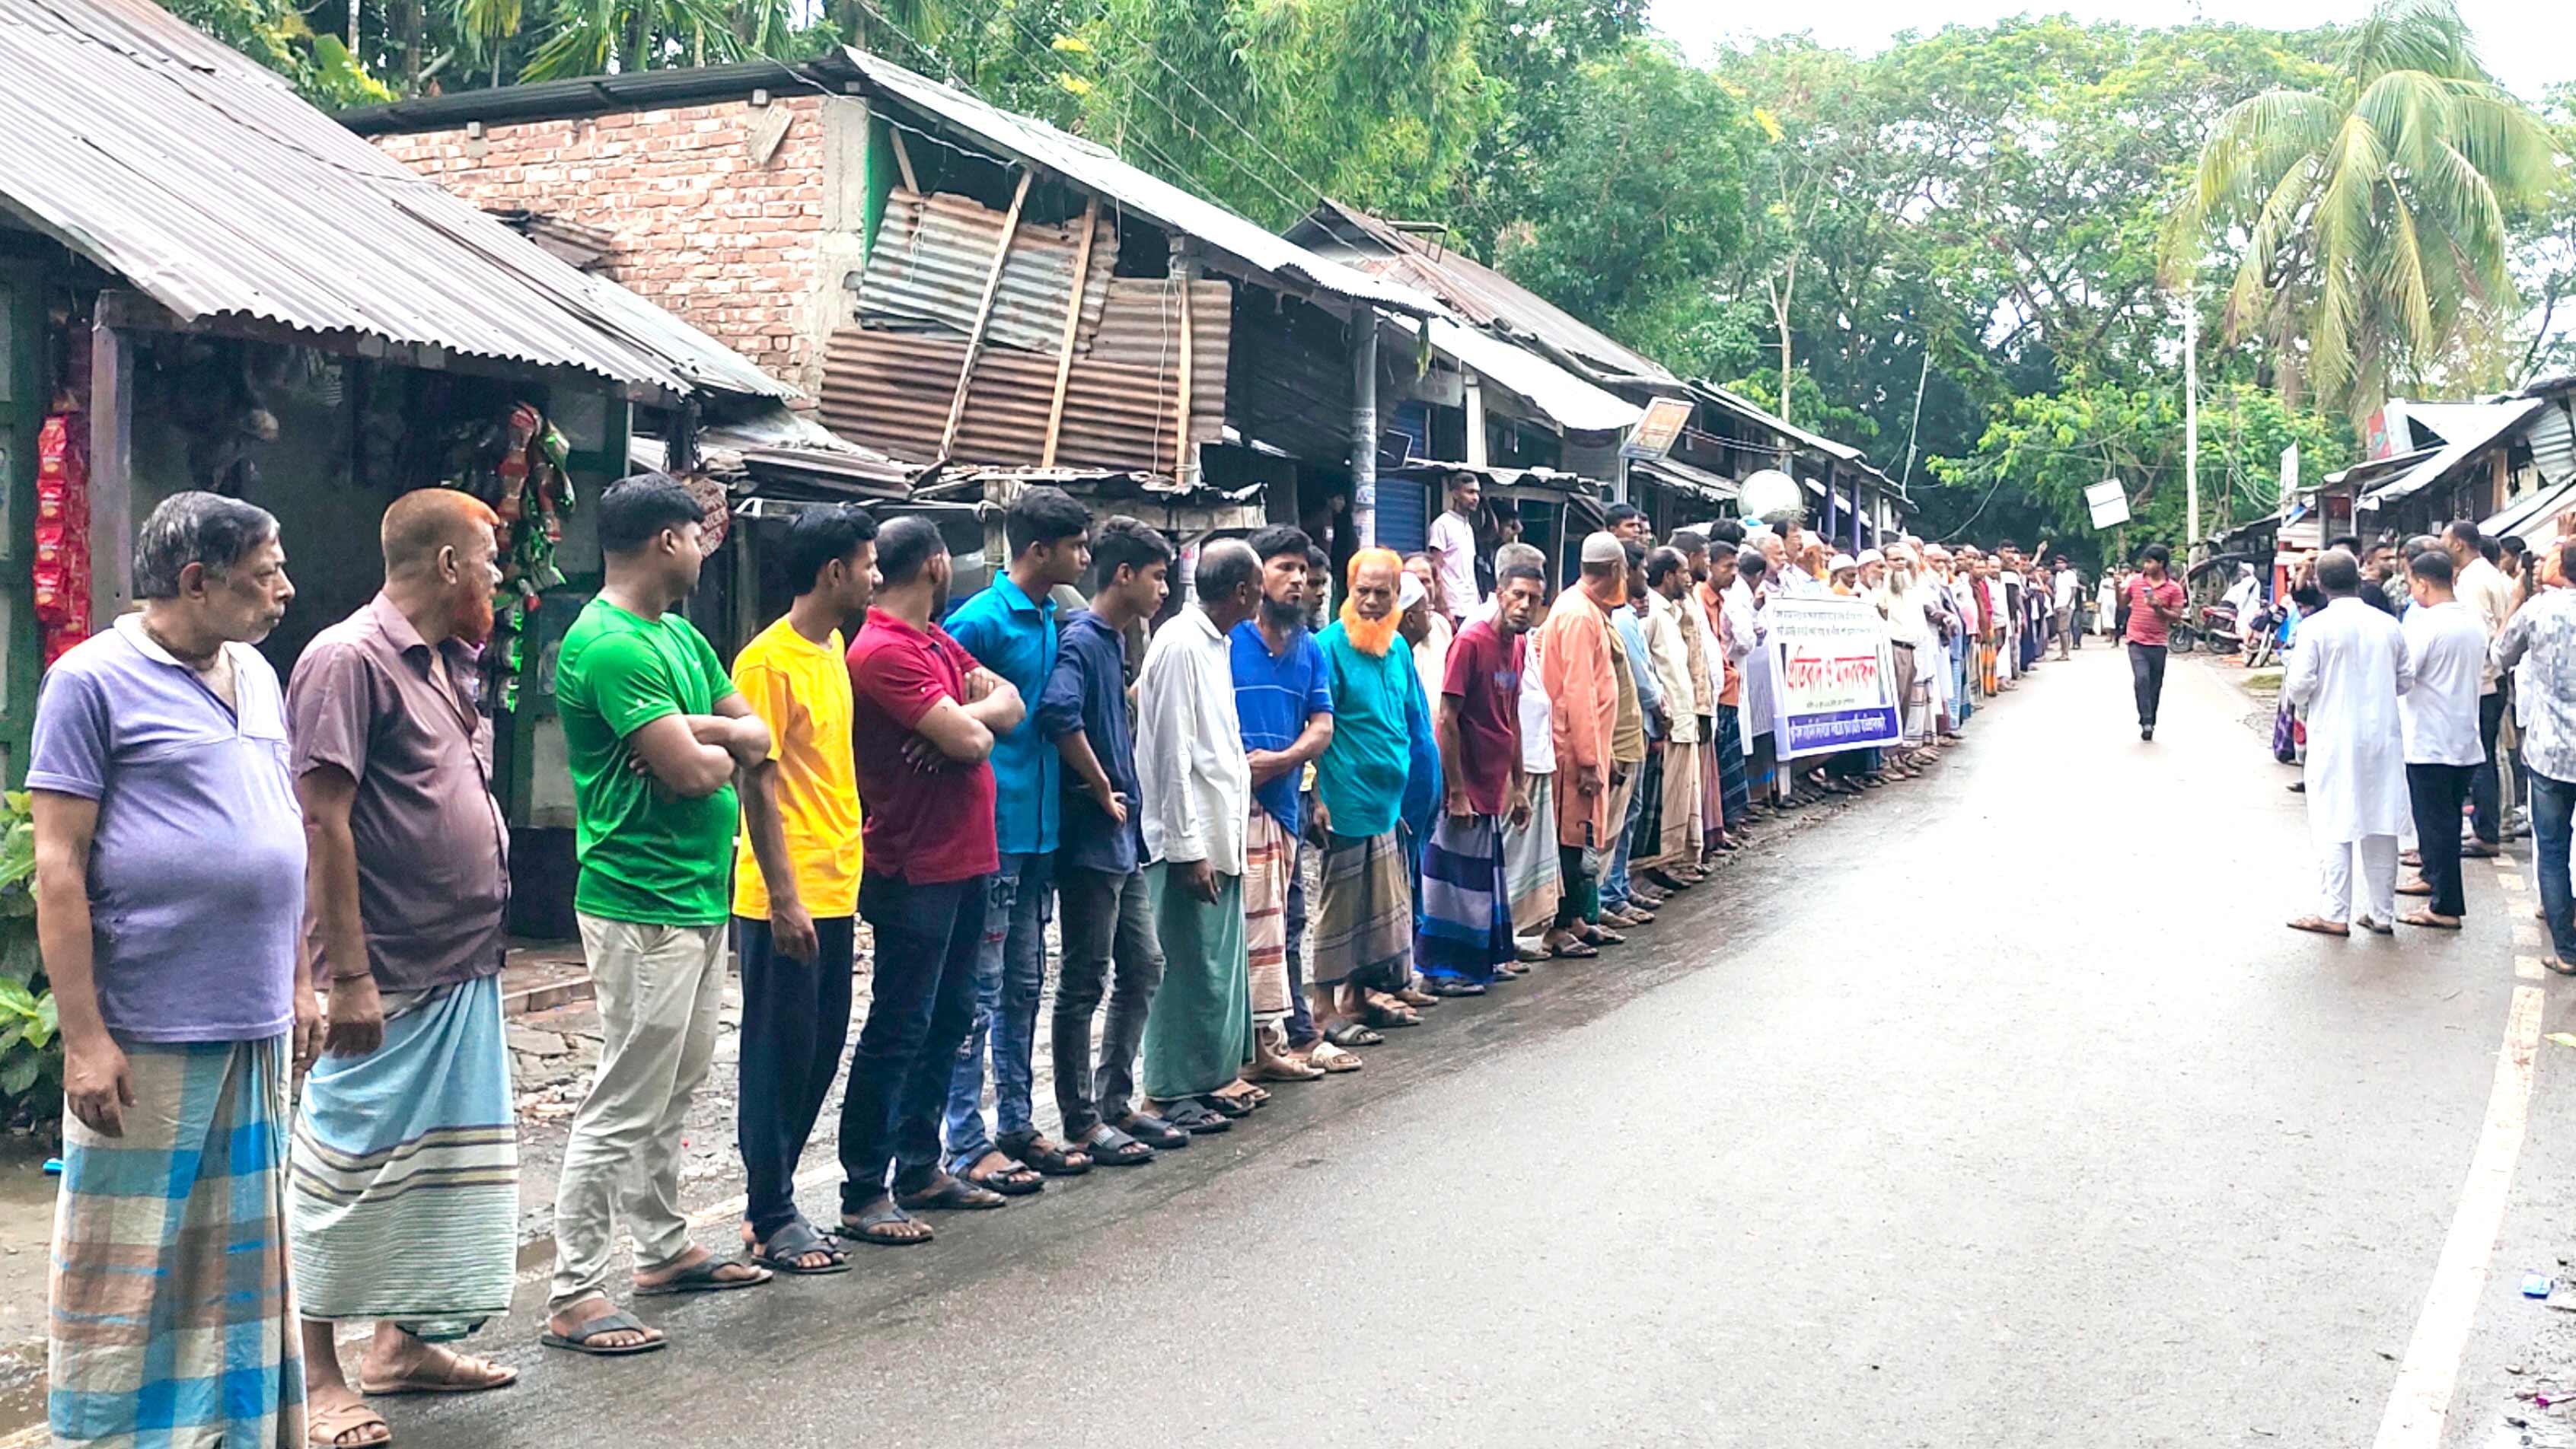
[731,505,878,1270]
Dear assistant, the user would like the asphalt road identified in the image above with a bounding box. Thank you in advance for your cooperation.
[371,645,2576,1449]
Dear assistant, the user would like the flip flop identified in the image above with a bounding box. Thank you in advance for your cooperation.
[1248,1056,1325,1083]
[2356,917,2395,936]
[539,1311,666,1357]
[633,1256,770,1297]
[2398,910,2462,930]
[1159,1098,1232,1134]
[835,1199,933,1246]
[747,1218,850,1276]
[2546,957,2576,977]
[1548,939,1599,960]
[1422,977,1487,998]
[2285,916,2350,938]
[1198,1091,1253,1119]
[1359,1002,1421,1030]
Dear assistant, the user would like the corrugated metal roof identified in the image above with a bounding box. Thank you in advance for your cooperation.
[2358,399,2544,507]
[857,188,1115,356]
[836,48,1439,319]
[821,277,1229,473]
[1687,381,1866,463]
[0,0,785,400]
[1631,455,1740,504]
[1395,315,1643,436]
[1293,200,1678,387]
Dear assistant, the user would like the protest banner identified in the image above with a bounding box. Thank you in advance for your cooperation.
[1767,595,1902,760]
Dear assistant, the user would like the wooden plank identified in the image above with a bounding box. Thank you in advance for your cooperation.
[938,167,1034,463]
[88,319,132,621]
[888,126,920,194]
[1039,196,1101,469]
[1174,259,1194,482]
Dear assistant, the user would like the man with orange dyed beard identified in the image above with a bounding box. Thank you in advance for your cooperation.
[1309,549,1434,1040]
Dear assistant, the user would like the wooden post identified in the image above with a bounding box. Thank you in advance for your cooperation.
[1039,195,1100,469]
[88,319,132,623]
[888,126,919,194]
[1173,250,1196,486]
[938,167,1034,463]
[1350,310,1379,549]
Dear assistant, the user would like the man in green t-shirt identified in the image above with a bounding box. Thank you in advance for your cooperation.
[544,475,781,1358]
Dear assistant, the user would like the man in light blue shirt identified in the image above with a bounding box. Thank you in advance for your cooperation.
[941,486,1092,1190]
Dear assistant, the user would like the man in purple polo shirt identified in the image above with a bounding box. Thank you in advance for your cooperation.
[30,491,314,1449]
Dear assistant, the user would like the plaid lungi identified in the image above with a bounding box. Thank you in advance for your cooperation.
[1715,705,1750,827]
[52,1037,303,1448]
[291,976,517,1334]
[1242,805,1295,1024]
[1312,830,1414,991]
[1503,775,1564,935]
[1415,816,1514,984]
[1656,741,1701,866]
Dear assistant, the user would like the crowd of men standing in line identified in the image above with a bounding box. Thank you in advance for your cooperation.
[28,472,2062,1449]
[2269,521,2576,955]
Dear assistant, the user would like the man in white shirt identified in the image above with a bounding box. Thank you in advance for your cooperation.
[2448,520,2518,855]
[1423,473,1484,626]
[1132,540,1260,1136]
[2394,549,2488,928]
[2284,550,2415,938]
[2495,540,2576,970]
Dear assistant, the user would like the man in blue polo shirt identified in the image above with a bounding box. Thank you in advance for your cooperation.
[943,486,1092,1192]
[1229,527,1343,1077]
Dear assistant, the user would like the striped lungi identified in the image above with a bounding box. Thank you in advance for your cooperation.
[51,1037,303,1448]
[1715,705,1749,826]
[1242,806,1296,1024]
[1415,815,1514,984]
[1312,830,1414,991]
[1503,775,1564,935]
[291,974,517,1336]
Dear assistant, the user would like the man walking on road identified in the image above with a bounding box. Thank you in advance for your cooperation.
[547,476,777,1355]
[2448,520,2517,857]
[1135,541,1262,1135]
[2393,549,2485,932]
[727,505,877,1277]
[942,486,1092,1190]
[2285,550,2415,938]
[2125,543,2188,739]
[840,516,1024,1237]
[287,489,519,1441]
[2495,539,2576,972]
[1039,518,1183,1162]
[33,492,314,1447]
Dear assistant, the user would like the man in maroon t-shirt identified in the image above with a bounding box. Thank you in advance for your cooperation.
[1415,559,1545,992]
[835,516,1025,1245]
[2123,542,2189,740]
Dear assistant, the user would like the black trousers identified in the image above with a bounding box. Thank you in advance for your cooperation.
[841,871,987,1210]
[2471,689,2508,844]
[734,914,859,1238]
[2405,763,2475,918]
[1051,865,1163,1138]
[2128,642,2169,727]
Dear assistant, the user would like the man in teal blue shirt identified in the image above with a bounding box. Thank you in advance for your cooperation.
[941,486,1093,1191]
[1311,548,1430,1040]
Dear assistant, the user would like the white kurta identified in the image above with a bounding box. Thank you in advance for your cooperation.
[2282,596,2415,845]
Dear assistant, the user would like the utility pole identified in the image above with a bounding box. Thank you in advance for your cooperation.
[2183,287,2201,547]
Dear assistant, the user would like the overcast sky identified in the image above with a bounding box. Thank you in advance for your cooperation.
[1647,0,2574,104]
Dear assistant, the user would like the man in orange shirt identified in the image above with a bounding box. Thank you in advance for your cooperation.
[1535,532,1624,957]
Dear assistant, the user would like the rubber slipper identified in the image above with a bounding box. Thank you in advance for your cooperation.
[1198,1091,1253,1119]
[1159,1098,1232,1134]
[2285,916,2350,938]
[1548,940,1599,960]
[1307,1040,1363,1073]
[901,1171,1015,1209]
[2397,911,2461,930]
[835,1199,933,1246]
[1360,1002,1421,1030]
[634,1256,770,1296]
[1111,1110,1191,1150]
[748,1218,850,1276]
[540,1311,665,1356]
[998,1135,1092,1177]
[1422,978,1487,998]
[1322,1021,1383,1047]
[1248,1056,1325,1083]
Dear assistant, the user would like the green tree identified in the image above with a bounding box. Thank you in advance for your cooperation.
[2164,0,2562,419]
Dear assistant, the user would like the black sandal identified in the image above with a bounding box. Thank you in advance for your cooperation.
[1359,1002,1421,1030]
[1322,1021,1384,1047]
[956,1154,1044,1196]
[998,1133,1093,1177]
[1112,1110,1191,1149]
[1074,1125,1155,1166]
[1423,977,1487,998]
[834,1198,933,1247]
[1158,1099,1231,1134]
[1197,1091,1252,1119]
[897,1171,1013,1210]
[540,1311,665,1356]
[749,1218,849,1275]
[634,1256,771,1297]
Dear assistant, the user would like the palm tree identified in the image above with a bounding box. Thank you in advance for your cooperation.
[2163,0,2562,419]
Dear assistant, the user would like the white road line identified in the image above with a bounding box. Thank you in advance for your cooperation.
[2516,956,2545,982]
[2498,873,2526,892]
[2371,983,2546,1449]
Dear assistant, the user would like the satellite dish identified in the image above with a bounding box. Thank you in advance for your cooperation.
[1740,469,1802,522]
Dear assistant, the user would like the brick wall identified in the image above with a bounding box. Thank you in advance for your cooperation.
[373,97,834,401]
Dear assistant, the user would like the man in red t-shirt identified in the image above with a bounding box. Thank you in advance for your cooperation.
[2123,542,2189,740]
[1414,559,1545,992]
[835,516,1025,1245]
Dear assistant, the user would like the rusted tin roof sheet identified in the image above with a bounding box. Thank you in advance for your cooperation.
[857,189,1117,356]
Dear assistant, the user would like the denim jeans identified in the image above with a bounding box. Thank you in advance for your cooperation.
[733,913,857,1238]
[946,851,1054,1174]
[1602,766,1649,909]
[2533,770,2576,961]
[1952,646,1972,725]
[1052,865,1162,1138]
[2472,690,2508,845]
[2128,642,2168,727]
[840,872,986,1210]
